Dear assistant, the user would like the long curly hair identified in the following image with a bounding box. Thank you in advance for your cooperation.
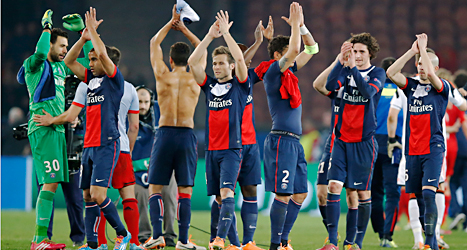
[349,32,380,60]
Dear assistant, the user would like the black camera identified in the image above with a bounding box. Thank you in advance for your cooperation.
[13,123,28,140]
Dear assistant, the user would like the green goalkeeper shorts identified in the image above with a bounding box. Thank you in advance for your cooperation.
[29,127,69,185]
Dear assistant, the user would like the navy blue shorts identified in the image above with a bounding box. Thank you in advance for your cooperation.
[328,137,378,190]
[405,151,444,193]
[206,149,242,196]
[148,127,197,186]
[80,140,120,189]
[237,143,262,186]
[263,133,308,195]
[317,150,331,185]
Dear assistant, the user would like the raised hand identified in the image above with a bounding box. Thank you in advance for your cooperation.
[262,16,274,40]
[339,41,353,64]
[84,7,103,32]
[281,2,301,27]
[207,20,222,38]
[254,20,263,43]
[216,10,233,35]
[171,20,185,31]
[416,33,428,51]
[62,13,85,32]
[42,9,53,30]
[348,48,356,68]
[411,39,420,54]
[171,4,181,21]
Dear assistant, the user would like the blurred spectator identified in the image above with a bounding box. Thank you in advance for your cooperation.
[1,107,30,155]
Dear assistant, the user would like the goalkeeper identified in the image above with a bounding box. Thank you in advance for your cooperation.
[20,9,93,250]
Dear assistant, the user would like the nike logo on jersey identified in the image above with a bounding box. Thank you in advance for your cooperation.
[249,225,256,229]
[221,217,231,221]
[278,233,282,235]
[428,179,437,182]
[354,182,362,185]
[96,179,105,182]
[223,182,232,185]
[39,218,48,220]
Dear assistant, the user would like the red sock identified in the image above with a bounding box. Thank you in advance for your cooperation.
[443,194,451,225]
[98,211,107,245]
[123,198,140,244]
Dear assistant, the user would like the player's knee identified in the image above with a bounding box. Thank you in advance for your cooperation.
[357,190,371,200]
[178,186,192,195]
[42,182,59,193]
[292,192,307,204]
[119,185,135,200]
[148,184,164,195]
[240,185,257,197]
[275,193,292,203]
[328,181,343,194]
[220,188,234,199]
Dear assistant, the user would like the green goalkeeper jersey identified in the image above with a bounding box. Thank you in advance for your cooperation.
[24,31,92,135]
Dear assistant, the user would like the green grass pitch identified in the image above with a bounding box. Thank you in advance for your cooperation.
[2,210,467,249]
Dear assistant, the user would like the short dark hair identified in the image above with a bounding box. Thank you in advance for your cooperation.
[267,35,289,59]
[454,69,467,88]
[415,48,435,64]
[381,57,396,72]
[169,42,190,66]
[212,46,235,64]
[50,28,68,44]
[90,45,121,66]
[349,32,380,60]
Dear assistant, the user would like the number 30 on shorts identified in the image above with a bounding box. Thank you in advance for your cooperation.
[44,159,60,173]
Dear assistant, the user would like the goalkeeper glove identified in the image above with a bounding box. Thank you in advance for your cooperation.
[387,137,402,158]
[62,13,85,32]
[41,9,53,30]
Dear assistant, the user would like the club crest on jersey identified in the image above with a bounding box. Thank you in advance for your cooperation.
[425,85,431,92]
[363,75,370,82]
[50,173,56,178]
[88,78,103,90]
[210,82,232,97]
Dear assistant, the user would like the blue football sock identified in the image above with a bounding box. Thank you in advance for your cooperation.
[270,198,288,245]
[423,189,437,249]
[281,198,302,242]
[344,207,358,245]
[227,212,241,246]
[326,193,341,245]
[241,196,258,244]
[148,193,164,238]
[415,193,426,231]
[85,202,100,244]
[98,197,126,236]
[178,193,191,244]
[319,205,328,232]
[210,200,220,242]
[217,197,235,239]
[355,199,371,248]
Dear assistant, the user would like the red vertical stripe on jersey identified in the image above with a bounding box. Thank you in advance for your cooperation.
[241,104,256,145]
[330,114,339,152]
[208,109,230,150]
[275,136,282,193]
[409,114,431,155]
[340,104,365,143]
[84,104,102,147]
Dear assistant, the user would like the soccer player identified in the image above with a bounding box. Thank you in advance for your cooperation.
[312,55,341,239]
[208,18,274,250]
[21,9,91,250]
[386,34,450,250]
[370,57,404,248]
[320,32,385,250]
[254,3,318,250]
[142,5,204,250]
[188,10,250,250]
[34,7,131,250]
[132,86,160,244]
[92,80,141,250]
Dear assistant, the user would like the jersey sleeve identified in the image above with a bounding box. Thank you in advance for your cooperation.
[350,67,385,99]
[450,88,465,108]
[200,74,214,91]
[326,61,348,91]
[390,88,404,111]
[401,77,417,96]
[109,66,124,90]
[248,68,261,85]
[437,79,450,97]
[72,82,88,108]
[129,85,139,114]
[23,32,50,73]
